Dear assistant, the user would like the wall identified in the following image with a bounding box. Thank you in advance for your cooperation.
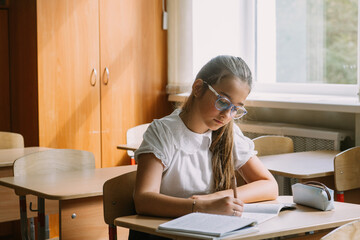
[245,107,355,131]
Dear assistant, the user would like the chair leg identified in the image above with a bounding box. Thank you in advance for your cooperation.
[45,215,50,239]
[130,157,136,165]
[19,196,29,240]
[37,197,46,239]
[109,224,117,240]
[336,191,344,202]
[29,218,35,240]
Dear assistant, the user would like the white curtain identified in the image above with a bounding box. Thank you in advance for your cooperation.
[166,0,252,94]
[166,0,193,94]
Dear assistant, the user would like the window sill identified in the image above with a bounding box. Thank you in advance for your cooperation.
[168,92,360,113]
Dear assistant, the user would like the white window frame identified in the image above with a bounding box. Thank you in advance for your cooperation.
[241,0,360,99]
[166,0,360,101]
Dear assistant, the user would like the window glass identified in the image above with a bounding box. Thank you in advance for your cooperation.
[257,0,358,85]
[193,0,242,79]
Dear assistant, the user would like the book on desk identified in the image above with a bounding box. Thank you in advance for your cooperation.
[156,202,296,239]
[157,212,258,239]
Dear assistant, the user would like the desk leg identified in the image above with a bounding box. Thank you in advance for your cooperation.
[37,197,45,240]
[19,195,29,240]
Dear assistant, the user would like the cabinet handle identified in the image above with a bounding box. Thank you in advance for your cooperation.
[90,68,97,86]
[103,67,109,85]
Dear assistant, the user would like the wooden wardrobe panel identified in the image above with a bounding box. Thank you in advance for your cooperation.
[9,0,39,146]
[100,0,171,167]
[36,0,102,167]
[134,0,170,122]
[0,10,10,131]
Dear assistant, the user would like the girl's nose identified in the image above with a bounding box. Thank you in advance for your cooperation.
[220,108,232,118]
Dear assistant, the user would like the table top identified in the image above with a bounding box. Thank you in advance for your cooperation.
[0,165,137,200]
[114,196,360,240]
[260,150,339,179]
[0,147,50,167]
[117,144,140,151]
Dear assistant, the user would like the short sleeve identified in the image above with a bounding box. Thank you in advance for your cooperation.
[233,123,257,169]
[134,120,174,169]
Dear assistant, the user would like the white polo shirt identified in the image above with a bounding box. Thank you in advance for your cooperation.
[134,109,256,198]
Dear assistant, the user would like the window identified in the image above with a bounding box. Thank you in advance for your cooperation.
[192,0,243,78]
[168,0,360,98]
[255,0,358,96]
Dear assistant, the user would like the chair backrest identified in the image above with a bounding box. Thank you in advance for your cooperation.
[334,146,360,192]
[103,170,137,225]
[13,149,95,176]
[253,135,294,156]
[126,123,150,156]
[0,131,24,149]
[321,219,360,240]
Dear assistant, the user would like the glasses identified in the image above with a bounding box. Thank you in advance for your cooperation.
[204,82,247,119]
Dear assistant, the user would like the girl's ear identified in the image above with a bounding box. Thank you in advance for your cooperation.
[192,79,204,97]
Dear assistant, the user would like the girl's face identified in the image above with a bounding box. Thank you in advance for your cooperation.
[196,76,250,132]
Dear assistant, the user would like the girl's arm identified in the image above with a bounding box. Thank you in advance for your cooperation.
[192,156,278,203]
[133,153,244,218]
[235,155,279,202]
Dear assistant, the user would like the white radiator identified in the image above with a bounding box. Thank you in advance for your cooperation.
[238,121,354,151]
[237,121,354,195]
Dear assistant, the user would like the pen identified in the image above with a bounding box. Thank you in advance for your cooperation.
[232,176,237,199]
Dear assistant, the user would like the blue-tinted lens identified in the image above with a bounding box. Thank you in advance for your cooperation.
[232,107,247,119]
[214,96,247,119]
[215,98,231,110]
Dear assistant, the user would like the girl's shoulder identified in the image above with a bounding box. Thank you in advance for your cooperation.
[232,121,245,137]
[145,109,184,140]
[150,109,182,131]
[233,122,254,147]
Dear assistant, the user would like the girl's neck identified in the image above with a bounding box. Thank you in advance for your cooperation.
[179,109,208,134]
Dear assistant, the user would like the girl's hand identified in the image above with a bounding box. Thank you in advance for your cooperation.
[194,196,244,216]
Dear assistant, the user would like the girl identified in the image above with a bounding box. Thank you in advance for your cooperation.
[132,55,278,239]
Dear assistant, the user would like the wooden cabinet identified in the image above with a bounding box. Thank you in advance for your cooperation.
[10,0,171,167]
[0,9,10,131]
[35,0,102,167]
[99,0,170,167]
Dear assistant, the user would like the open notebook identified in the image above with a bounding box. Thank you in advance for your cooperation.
[242,202,296,224]
[156,203,295,239]
[157,212,258,239]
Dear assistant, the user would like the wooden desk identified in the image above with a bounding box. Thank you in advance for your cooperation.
[114,196,360,240]
[0,147,51,223]
[116,144,140,151]
[259,150,339,179]
[0,147,49,168]
[0,165,137,240]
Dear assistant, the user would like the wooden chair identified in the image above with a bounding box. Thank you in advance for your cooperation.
[103,170,137,240]
[321,219,360,240]
[13,149,95,239]
[253,135,294,156]
[126,123,150,165]
[236,135,294,193]
[334,146,360,202]
[0,131,24,149]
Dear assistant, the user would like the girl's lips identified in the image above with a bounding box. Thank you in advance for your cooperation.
[214,119,223,125]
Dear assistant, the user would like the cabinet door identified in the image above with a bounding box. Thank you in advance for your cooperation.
[100,0,170,167]
[0,9,10,131]
[37,0,102,167]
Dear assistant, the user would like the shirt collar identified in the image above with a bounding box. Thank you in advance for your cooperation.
[170,109,212,154]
